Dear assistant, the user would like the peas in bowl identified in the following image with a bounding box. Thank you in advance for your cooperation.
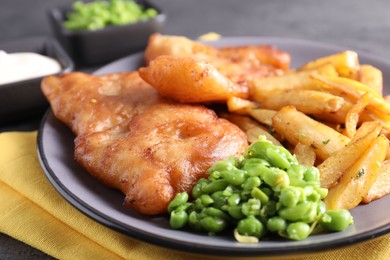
[64,0,159,31]
[48,0,166,65]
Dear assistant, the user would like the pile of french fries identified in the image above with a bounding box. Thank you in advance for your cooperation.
[224,50,390,210]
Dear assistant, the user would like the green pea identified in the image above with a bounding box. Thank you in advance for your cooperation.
[245,140,274,159]
[194,198,204,211]
[239,190,251,201]
[306,189,321,202]
[188,211,202,231]
[202,207,230,221]
[145,8,158,17]
[286,222,311,240]
[260,200,277,217]
[237,216,265,238]
[319,210,353,232]
[192,178,208,199]
[174,202,192,212]
[251,187,269,204]
[242,176,261,191]
[279,187,301,208]
[243,157,271,167]
[301,202,318,223]
[304,167,320,183]
[209,170,221,180]
[254,164,276,179]
[228,193,241,206]
[222,185,234,196]
[266,216,287,232]
[302,185,313,196]
[202,179,229,194]
[261,168,290,191]
[228,205,245,219]
[242,158,270,176]
[207,157,236,174]
[168,192,189,213]
[200,194,214,206]
[170,210,188,229]
[276,145,298,165]
[221,168,246,186]
[242,198,261,216]
[317,201,326,215]
[210,191,228,209]
[286,164,306,187]
[278,201,315,222]
[314,187,329,199]
[200,216,226,233]
[266,147,291,170]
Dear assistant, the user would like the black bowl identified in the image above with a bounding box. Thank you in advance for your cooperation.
[0,36,74,124]
[48,0,166,66]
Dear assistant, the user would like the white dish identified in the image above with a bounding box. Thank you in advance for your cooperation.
[37,37,390,256]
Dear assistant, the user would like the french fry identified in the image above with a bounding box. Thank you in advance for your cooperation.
[362,160,390,203]
[245,126,282,146]
[310,73,382,99]
[220,113,281,145]
[294,143,316,167]
[240,50,389,208]
[324,135,389,210]
[358,64,383,95]
[250,64,338,102]
[259,89,345,114]
[311,74,390,130]
[220,113,259,131]
[318,121,382,188]
[247,108,277,126]
[344,93,371,138]
[227,96,257,115]
[313,101,353,124]
[272,106,350,160]
[299,50,360,78]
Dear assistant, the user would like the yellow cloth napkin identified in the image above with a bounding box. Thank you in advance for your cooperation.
[0,132,389,260]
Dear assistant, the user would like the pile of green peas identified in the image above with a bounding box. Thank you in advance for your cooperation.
[168,136,353,242]
[64,0,159,31]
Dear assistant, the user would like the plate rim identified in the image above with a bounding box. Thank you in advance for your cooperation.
[37,36,390,256]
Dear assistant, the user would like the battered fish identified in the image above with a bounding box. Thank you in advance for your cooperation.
[144,33,291,70]
[75,103,248,215]
[41,71,248,215]
[41,71,167,136]
[140,34,290,103]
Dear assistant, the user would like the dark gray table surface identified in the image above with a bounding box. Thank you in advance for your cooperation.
[1,0,390,259]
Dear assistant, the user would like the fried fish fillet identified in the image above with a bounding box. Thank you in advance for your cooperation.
[41,71,167,136]
[140,34,290,103]
[144,33,291,70]
[75,103,247,215]
[41,71,248,215]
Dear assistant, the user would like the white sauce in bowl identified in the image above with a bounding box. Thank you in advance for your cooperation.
[0,51,61,85]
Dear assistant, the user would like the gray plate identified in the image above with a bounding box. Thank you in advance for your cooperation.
[37,37,390,256]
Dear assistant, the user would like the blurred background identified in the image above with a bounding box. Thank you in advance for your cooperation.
[1,0,390,59]
[1,0,390,258]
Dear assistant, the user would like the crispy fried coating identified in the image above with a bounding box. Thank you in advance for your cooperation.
[74,103,248,215]
[141,34,290,103]
[41,71,167,135]
[139,55,248,103]
[41,71,248,215]
[144,33,216,63]
[144,34,291,70]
